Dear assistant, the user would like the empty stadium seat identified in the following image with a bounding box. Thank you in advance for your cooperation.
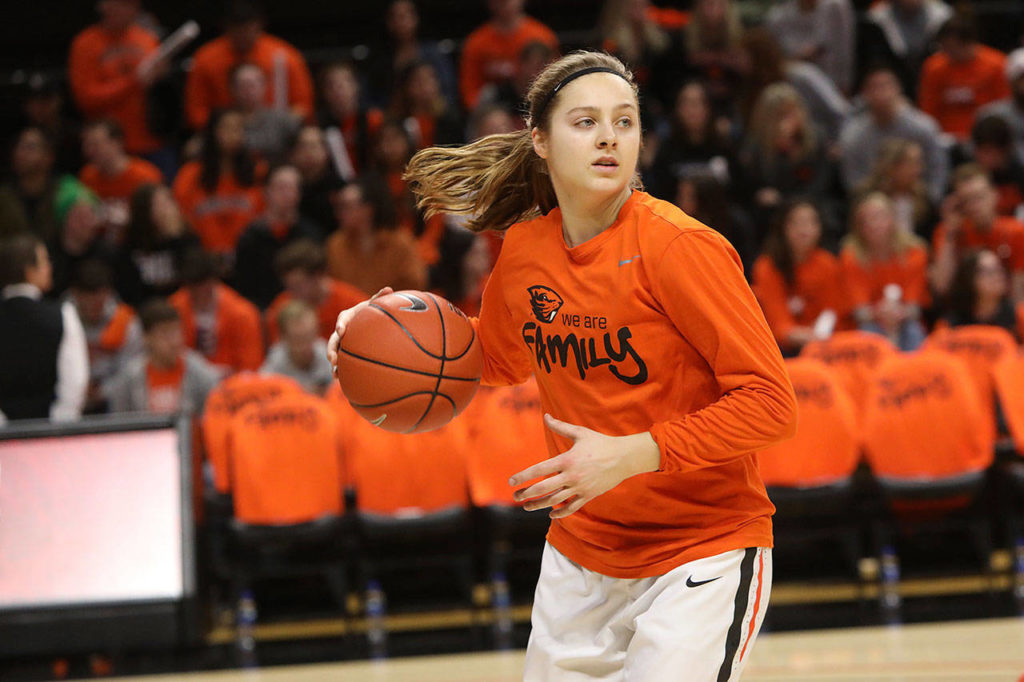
[800,330,897,422]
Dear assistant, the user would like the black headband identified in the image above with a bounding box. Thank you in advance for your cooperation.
[533,66,631,125]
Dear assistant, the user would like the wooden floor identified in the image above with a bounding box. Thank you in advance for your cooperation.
[84,618,1024,681]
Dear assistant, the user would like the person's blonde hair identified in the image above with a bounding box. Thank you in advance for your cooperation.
[598,0,669,65]
[854,138,930,230]
[403,50,642,233]
[746,83,818,163]
[842,191,925,262]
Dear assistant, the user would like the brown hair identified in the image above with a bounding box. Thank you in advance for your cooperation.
[403,51,641,233]
[274,238,326,278]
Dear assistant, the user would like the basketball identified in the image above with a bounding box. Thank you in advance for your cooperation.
[336,290,483,434]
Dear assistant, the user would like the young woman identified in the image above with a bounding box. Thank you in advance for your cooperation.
[114,183,199,306]
[841,192,930,350]
[855,138,937,240]
[751,199,846,354]
[327,51,796,681]
[171,109,264,260]
[941,248,1024,341]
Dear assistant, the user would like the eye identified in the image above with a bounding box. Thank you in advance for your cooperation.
[575,118,595,128]
[617,117,633,128]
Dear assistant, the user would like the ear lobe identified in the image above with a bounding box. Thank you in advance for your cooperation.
[531,128,548,160]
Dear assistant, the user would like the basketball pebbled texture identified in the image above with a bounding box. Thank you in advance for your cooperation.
[336,290,482,433]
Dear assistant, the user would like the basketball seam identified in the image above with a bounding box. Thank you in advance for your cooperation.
[410,295,447,432]
[369,296,475,361]
[349,392,456,411]
[338,347,480,382]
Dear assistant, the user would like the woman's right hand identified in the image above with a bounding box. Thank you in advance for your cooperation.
[327,286,394,377]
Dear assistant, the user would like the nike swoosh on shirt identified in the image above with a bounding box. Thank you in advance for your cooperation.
[618,255,641,266]
[686,575,722,588]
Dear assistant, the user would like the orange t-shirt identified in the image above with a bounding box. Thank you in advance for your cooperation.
[932,216,1024,274]
[264,278,367,343]
[169,284,265,373]
[226,393,344,524]
[839,244,930,310]
[68,24,162,154]
[459,17,559,110]
[918,45,1010,140]
[463,379,548,507]
[184,33,315,130]
[201,372,304,494]
[80,157,164,237]
[757,357,860,488]
[146,357,186,414]
[324,228,427,295]
[751,249,847,349]
[474,190,796,578]
[171,161,265,255]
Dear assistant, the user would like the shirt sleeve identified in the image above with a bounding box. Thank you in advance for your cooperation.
[68,34,138,115]
[472,255,532,387]
[51,301,89,422]
[647,230,798,473]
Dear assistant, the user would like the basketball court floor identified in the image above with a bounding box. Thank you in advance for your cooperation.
[81,617,1024,681]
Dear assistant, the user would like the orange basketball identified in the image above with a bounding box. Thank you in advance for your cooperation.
[336,290,482,433]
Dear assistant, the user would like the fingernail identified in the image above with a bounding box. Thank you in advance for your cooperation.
[508,477,516,486]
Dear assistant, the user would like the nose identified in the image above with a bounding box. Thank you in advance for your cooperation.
[596,119,617,149]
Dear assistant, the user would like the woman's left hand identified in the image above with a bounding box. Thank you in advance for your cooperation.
[509,414,661,519]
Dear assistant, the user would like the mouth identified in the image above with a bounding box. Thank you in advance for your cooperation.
[592,157,619,168]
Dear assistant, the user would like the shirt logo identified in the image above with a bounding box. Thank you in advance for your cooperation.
[527,285,564,324]
[685,576,722,588]
[618,254,641,267]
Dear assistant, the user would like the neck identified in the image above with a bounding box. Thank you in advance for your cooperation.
[99,154,128,177]
[975,295,1001,320]
[150,354,179,371]
[267,207,296,224]
[558,186,632,248]
[865,241,893,260]
[873,103,900,126]
[493,15,521,33]
[17,171,48,196]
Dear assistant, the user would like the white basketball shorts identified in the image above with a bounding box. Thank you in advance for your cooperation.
[523,543,771,682]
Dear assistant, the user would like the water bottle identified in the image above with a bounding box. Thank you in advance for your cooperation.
[1013,538,1024,609]
[365,580,388,660]
[492,571,514,650]
[236,589,258,668]
[879,544,901,625]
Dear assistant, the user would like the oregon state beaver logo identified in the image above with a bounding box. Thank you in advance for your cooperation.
[527,286,564,323]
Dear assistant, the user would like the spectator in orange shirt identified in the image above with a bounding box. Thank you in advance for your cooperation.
[67,0,171,167]
[391,61,463,150]
[172,108,264,259]
[266,239,366,343]
[234,164,323,308]
[324,178,426,295]
[930,163,1024,302]
[184,0,314,131]
[317,61,383,179]
[459,0,559,110]
[169,248,264,373]
[752,199,846,354]
[969,115,1024,217]
[114,183,200,305]
[841,192,929,350]
[477,40,556,120]
[66,259,143,413]
[105,298,221,415]
[79,119,163,243]
[940,248,1024,341]
[918,14,1010,141]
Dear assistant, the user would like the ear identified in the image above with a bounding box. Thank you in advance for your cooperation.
[531,127,548,160]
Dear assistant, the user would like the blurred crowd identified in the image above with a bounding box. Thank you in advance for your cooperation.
[2,0,1024,424]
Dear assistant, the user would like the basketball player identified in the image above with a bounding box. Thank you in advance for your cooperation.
[327,51,797,681]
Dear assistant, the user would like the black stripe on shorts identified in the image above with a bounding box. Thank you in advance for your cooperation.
[716,548,757,682]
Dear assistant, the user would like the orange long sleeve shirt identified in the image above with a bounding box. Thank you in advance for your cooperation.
[170,284,265,373]
[752,249,847,350]
[184,34,315,131]
[171,161,264,255]
[840,244,930,311]
[459,17,559,110]
[68,24,162,154]
[473,191,797,578]
[918,45,1009,140]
